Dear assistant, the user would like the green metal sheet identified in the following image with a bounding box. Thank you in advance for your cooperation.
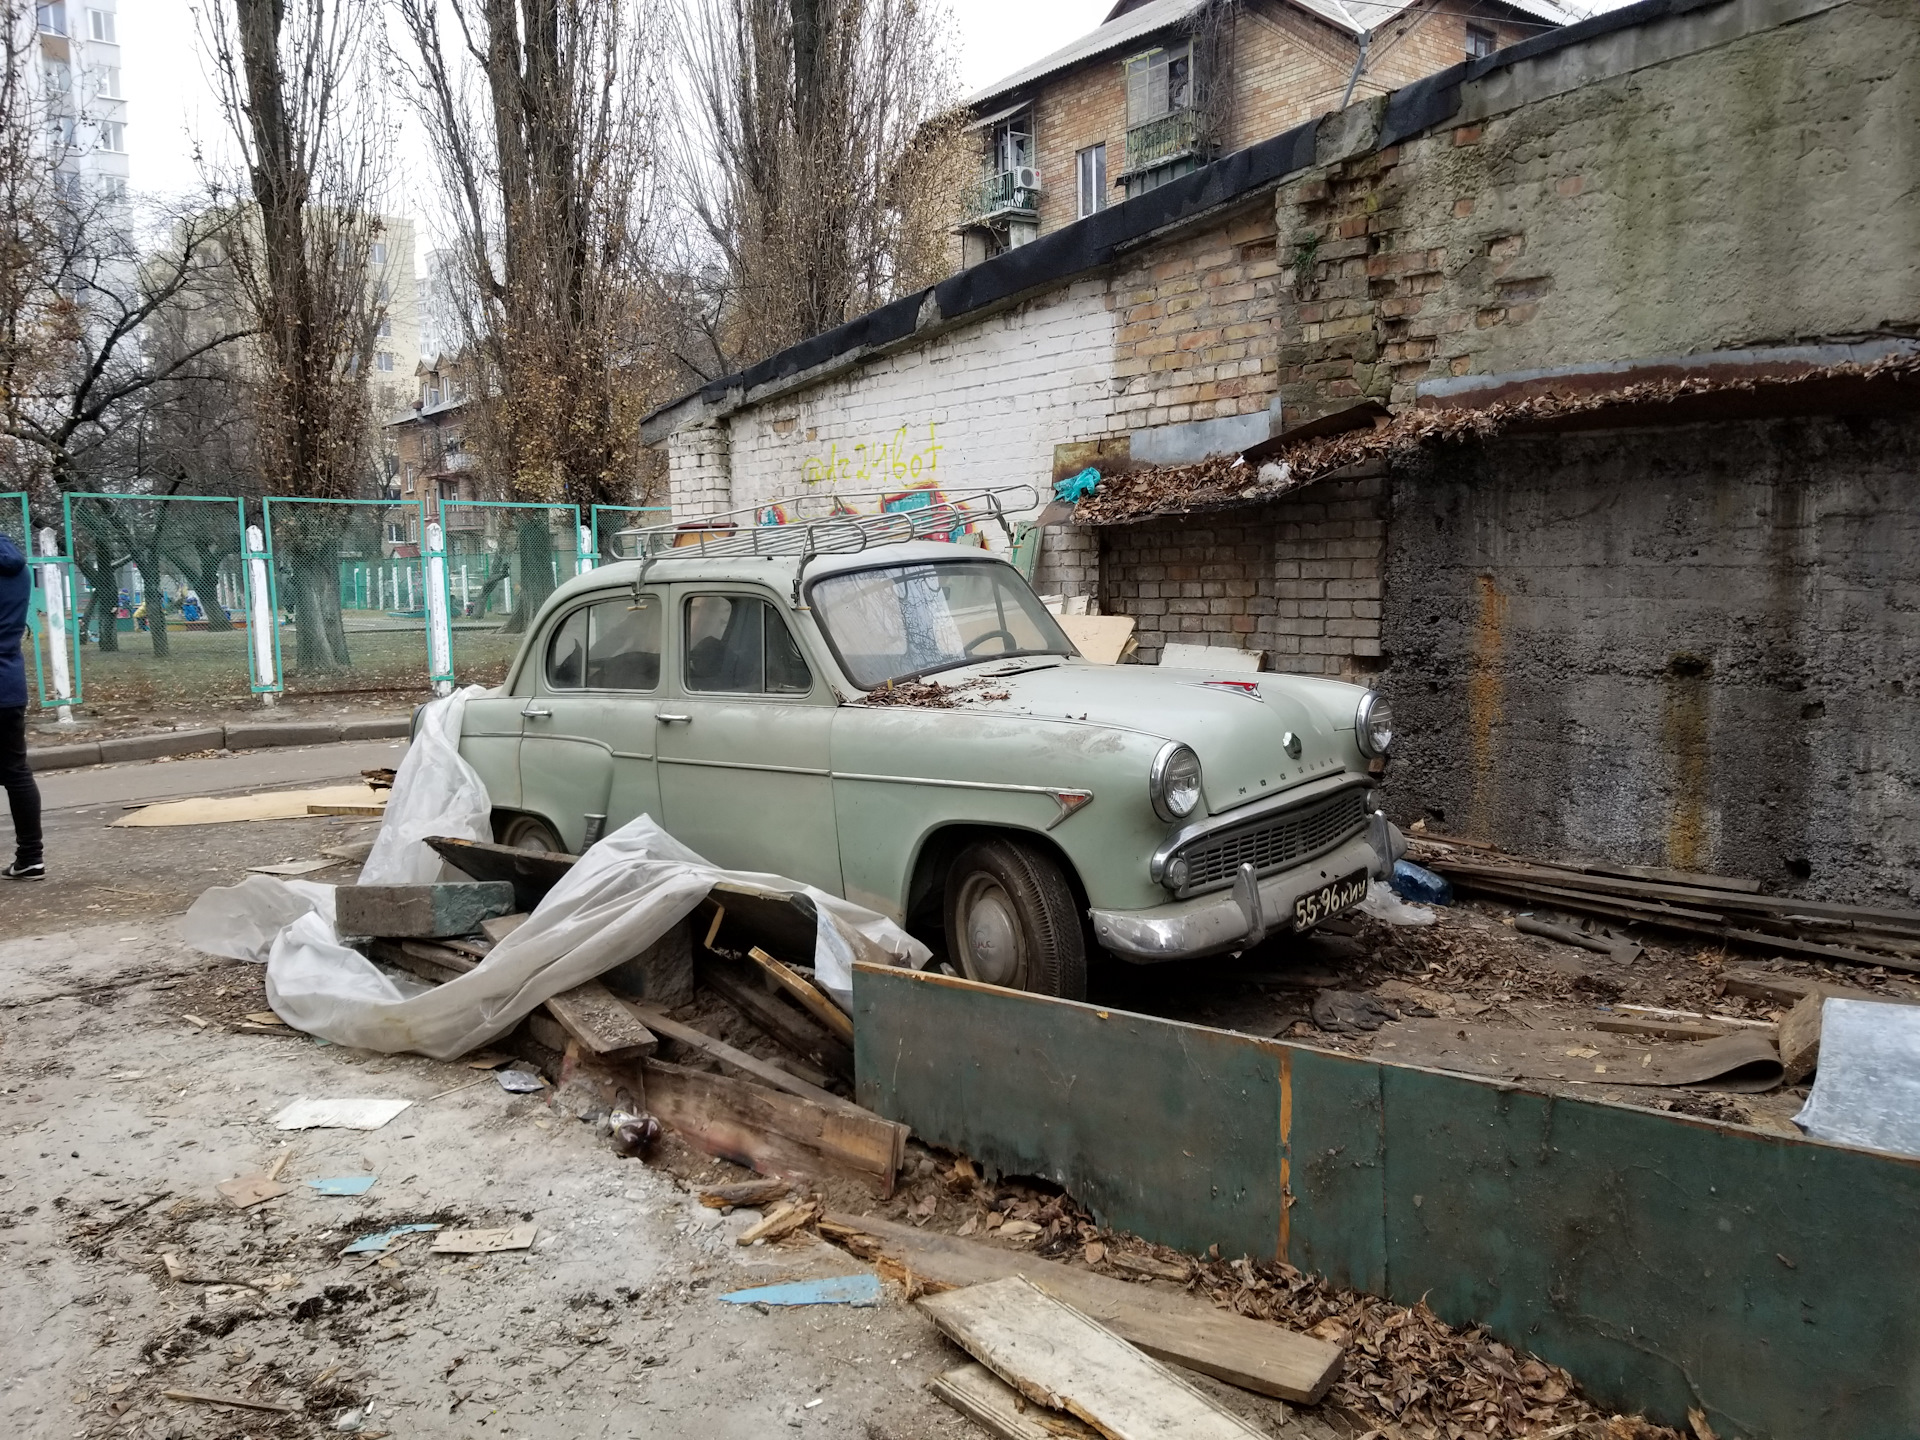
[853,963,1920,1438]
[854,967,1283,1260]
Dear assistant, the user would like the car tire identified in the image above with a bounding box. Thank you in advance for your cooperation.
[496,812,565,855]
[943,838,1087,1000]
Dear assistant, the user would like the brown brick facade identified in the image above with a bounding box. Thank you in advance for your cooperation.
[1097,470,1387,677]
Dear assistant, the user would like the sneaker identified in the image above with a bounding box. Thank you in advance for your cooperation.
[4,861,44,881]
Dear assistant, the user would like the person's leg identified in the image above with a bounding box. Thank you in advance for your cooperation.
[0,705,42,874]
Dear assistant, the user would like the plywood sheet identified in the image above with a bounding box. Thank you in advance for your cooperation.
[115,784,387,827]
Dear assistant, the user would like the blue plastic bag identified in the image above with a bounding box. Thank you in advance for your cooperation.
[1389,860,1453,906]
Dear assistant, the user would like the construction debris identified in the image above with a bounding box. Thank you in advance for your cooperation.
[918,1275,1269,1440]
[334,881,517,939]
[270,1098,412,1131]
[719,1274,883,1307]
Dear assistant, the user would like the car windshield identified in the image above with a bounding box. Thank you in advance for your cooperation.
[811,560,1076,688]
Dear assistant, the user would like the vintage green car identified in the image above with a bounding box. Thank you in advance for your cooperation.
[453,537,1399,999]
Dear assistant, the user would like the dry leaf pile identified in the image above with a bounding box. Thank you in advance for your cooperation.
[1189,1252,1684,1439]
[855,678,1013,708]
[1077,350,1920,524]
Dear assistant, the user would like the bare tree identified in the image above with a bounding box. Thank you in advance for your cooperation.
[400,0,663,627]
[673,0,968,370]
[201,0,391,674]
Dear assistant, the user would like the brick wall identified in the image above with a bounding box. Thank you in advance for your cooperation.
[1031,59,1129,234]
[1096,469,1387,677]
[1110,203,1285,432]
[666,424,733,520]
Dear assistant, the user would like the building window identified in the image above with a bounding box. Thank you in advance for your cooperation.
[375,351,394,372]
[43,60,71,95]
[96,119,124,152]
[1465,24,1498,59]
[97,65,120,97]
[1125,44,1191,128]
[86,8,114,42]
[377,315,392,338]
[98,175,126,200]
[402,464,415,494]
[1076,144,1107,219]
[369,240,387,265]
[36,3,66,36]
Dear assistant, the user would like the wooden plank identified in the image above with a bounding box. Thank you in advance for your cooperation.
[930,1363,1100,1440]
[699,957,854,1078]
[544,981,657,1061]
[621,999,848,1112]
[368,938,475,985]
[1435,858,1920,932]
[481,912,530,944]
[918,1276,1269,1440]
[826,1213,1343,1404]
[1720,968,1920,1007]
[747,946,855,1044]
[1777,992,1824,1085]
[644,1059,902,1196]
[1593,1017,1736,1042]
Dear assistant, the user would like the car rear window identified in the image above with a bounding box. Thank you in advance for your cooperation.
[545,595,662,691]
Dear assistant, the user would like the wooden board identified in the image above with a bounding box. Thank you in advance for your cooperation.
[1777,992,1824,1084]
[930,1362,1100,1440]
[643,1059,903,1195]
[918,1276,1269,1440]
[544,981,658,1061]
[1720,968,1920,1007]
[826,1213,1343,1404]
[699,957,854,1078]
[113,784,386,827]
[1057,614,1138,665]
[368,938,477,985]
[747,946,855,1044]
[622,1000,846,1111]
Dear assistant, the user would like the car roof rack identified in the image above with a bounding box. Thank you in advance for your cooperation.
[609,484,1042,564]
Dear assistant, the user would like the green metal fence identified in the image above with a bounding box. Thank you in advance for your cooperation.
[441,501,588,687]
[261,498,437,698]
[63,492,260,708]
[1,493,62,709]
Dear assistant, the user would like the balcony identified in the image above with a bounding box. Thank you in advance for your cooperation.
[968,169,1040,224]
[1123,108,1202,176]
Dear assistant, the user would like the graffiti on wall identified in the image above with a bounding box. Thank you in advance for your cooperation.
[801,423,943,488]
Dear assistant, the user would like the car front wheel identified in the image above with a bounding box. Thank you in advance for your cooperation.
[496,812,566,855]
[943,837,1087,1000]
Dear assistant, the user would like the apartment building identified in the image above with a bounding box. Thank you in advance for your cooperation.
[32,0,129,201]
[959,0,1569,259]
[386,355,482,550]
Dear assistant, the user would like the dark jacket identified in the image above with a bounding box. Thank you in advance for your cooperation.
[0,535,28,709]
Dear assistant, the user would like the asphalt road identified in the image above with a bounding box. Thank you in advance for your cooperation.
[2,740,410,941]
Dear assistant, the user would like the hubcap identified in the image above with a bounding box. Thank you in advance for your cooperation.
[958,876,1021,988]
[507,820,558,853]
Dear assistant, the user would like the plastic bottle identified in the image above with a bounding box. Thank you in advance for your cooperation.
[1390,859,1454,906]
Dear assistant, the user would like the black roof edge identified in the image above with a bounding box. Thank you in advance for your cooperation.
[647,0,1747,433]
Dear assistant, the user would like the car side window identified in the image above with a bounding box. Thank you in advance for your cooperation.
[545,607,589,690]
[684,594,813,695]
[545,595,662,692]
[586,595,661,690]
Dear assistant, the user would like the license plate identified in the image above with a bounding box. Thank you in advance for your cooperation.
[1294,870,1369,929]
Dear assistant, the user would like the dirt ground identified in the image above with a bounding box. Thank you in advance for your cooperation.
[5,742,1903,1438]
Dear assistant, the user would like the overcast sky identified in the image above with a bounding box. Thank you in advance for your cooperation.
[120,0,1623,261]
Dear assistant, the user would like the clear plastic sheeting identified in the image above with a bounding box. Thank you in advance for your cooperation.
[179,816,928,1060]
[359,685,492,886]
[177,874,337,961]
[1359,879,1435,927]
[1794,998,1920,1159]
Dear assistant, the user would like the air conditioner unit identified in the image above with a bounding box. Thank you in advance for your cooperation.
[1014,166,1041,192]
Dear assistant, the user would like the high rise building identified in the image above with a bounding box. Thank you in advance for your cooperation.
[32,0,129,202]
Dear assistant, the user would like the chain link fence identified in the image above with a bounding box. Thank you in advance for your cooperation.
[263,499,434,699]
[442,502,586,686]
[63,493,258,708]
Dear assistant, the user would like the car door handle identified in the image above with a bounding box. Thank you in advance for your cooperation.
[521,704,552,719]
[657,712,692,724]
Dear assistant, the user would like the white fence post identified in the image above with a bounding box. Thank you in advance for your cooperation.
[245,523,279,703]
[36,529,74,726]
[424,520,453,695]
[576,523,596,574]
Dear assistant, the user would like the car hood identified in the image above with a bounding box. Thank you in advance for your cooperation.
[946,659,1357,814]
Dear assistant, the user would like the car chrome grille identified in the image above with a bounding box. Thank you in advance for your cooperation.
[1173,787,1369,897]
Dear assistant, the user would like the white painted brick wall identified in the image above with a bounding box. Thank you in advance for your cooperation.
[672,284,1121,546]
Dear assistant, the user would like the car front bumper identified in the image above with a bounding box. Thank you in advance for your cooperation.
[1089,824,1393,962]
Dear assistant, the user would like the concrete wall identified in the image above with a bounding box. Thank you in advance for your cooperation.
[1271,0,1920,417]
[1384,415,1920,902]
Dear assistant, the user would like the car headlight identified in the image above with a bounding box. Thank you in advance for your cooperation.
[1149,742,1203,822]
[1356,691,1393,757]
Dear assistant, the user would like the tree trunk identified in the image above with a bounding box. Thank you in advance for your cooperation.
[135,554,171,659]
[78,544,121,653]
[287,542,348,674]
[501,518,557,635]
[193,552,236,632]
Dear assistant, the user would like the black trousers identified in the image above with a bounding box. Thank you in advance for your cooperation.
[0,705,41,865]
